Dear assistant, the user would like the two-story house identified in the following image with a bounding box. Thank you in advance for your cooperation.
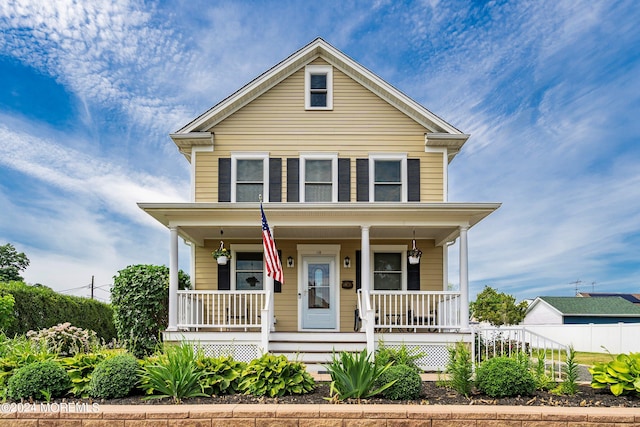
[139,38,500,370]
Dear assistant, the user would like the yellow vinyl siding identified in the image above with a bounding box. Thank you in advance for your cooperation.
[191,59,445,202]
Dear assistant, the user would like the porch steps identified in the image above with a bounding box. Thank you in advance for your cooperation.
[269,332,367,373]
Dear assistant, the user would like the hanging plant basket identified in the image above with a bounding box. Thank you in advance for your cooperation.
[212,241,231,265]
[408,238,422,264]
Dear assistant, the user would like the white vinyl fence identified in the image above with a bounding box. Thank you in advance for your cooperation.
[523,323,640,354]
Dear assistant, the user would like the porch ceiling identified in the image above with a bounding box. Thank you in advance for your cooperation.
[138,202,500,247]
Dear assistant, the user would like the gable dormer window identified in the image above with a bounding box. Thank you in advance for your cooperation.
[369,154,407,202]
[305,65,333,110]
[231,153,269,202]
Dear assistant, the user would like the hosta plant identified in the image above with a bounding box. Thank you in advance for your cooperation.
[196,355,246,396]
[238,353,314,397]
[60,351,109,397]
[590,352,640,396]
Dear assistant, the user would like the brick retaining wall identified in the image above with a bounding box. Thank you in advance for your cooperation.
[1,404,640,426]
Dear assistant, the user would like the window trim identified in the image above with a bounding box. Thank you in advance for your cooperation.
[230,244,264,291]
[231,153,269,202]
[305,65,333,110]
[299,153,338,202]
[370,245,408,291]
[368,154,407,202]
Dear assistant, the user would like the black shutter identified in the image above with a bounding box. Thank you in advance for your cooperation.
[407,260,420,291]
[218,262,231,290]
[338,158,350,202]
[287,158,299,202]
[355,250,361,292]
[274,250,282,293]
[218,158,231,202]
[269,158,282,202]
[356,159,369,202]
[407,158,420,202]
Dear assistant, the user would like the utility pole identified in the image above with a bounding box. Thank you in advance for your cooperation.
[91,275,94,299]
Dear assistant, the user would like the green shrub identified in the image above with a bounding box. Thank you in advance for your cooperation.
[111,265,189,358]
[0,335,56,399]
[196,355,246,396]
[0,293,15,331]
[325,349,394,401]
[376,364,422,400]
[7,360,70,401]
[475,356,536,398]
[557,346,579,395]
[27,323,99,356]
[138,343,206,403]
[590,352,640,396]
[0,281,116,341]
[89,354,139,399]
[375,342,424,372]
[239,353,314,397]
[444,341,473,397]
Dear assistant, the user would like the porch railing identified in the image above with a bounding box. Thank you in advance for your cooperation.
[177,290,267,329]
[472,325,569,381]
[367,290,462,331]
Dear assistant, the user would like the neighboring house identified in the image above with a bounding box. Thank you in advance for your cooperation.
[523,296,640,325]
[139,38,500,370]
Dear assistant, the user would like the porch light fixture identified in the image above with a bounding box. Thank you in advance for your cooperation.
[343,256,351,268]
[287,256,294,268]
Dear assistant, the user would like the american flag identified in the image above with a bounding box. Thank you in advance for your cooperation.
[261,204,283,284]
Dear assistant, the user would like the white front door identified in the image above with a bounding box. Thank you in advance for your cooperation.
[301,255,337,330]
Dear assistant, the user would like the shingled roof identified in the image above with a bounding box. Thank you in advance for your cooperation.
[538,296,640,316]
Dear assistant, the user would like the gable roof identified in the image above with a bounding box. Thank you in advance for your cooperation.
[172,38,468,160]
[534,296,640,317]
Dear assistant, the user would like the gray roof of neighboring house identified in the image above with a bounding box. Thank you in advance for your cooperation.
[576,292,640,304]
[538,296,640,317]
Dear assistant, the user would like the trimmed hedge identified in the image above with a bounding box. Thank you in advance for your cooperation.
[0,281,116,341]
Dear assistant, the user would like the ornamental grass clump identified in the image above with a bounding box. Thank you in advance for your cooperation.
[325,349,395,401]
[27,322,98,356]
[138,343,207,403]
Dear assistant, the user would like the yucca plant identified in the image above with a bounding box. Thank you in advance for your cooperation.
[325,349,395,401]
[138,343,207,403]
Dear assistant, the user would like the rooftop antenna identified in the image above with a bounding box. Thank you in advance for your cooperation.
[570,280,582,295]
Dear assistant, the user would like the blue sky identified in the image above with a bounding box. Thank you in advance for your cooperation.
[1,0,638,303]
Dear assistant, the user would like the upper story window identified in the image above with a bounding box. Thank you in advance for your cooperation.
[369,154,407,202]
[232,153,268,202]
[305,65,333,110]
[300,154,338,202]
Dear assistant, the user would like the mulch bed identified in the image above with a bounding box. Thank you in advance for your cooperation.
[64,383,640,407]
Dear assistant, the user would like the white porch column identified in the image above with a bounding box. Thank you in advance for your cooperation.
[168,226,179,331]
[361,226,370,292]
[459,225,469,330]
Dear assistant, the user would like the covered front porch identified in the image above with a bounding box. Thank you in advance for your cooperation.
[138,202,498,370]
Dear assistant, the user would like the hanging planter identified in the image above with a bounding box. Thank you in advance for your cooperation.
[408,236,422,265]
[212,241,231,265]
